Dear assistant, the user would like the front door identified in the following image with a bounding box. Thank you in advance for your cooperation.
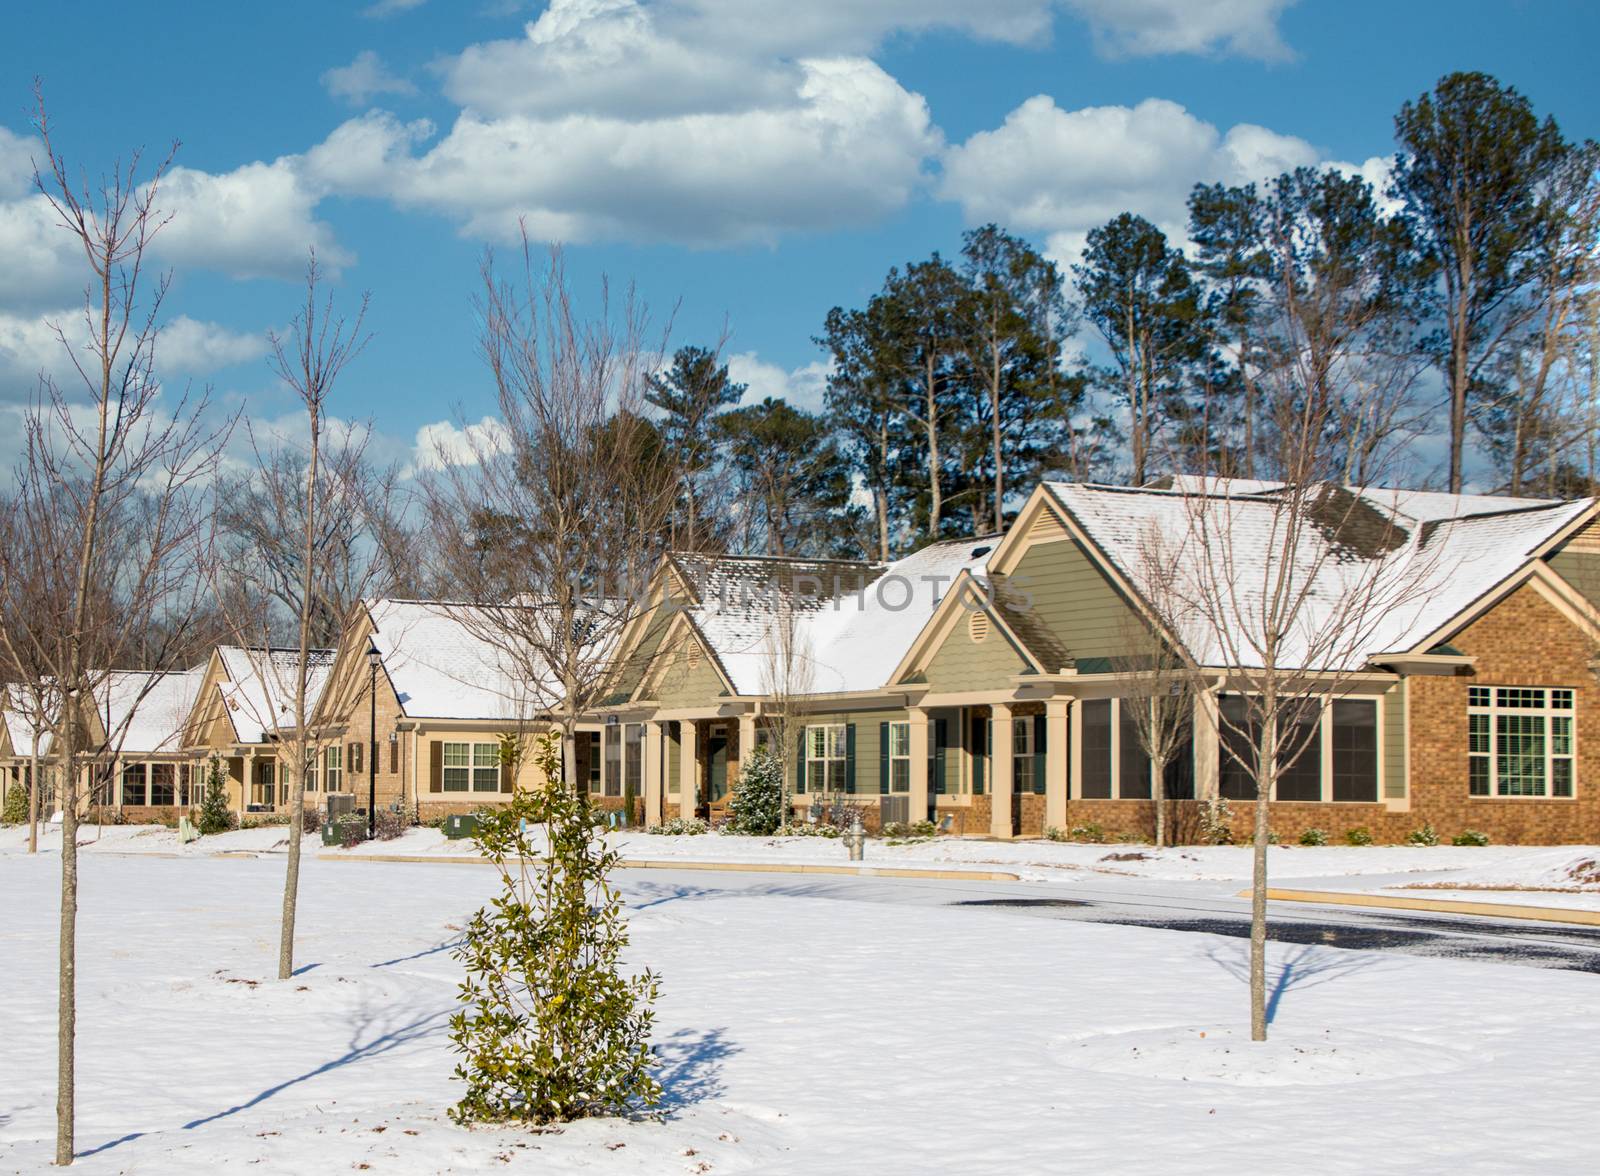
[705,727,729,814]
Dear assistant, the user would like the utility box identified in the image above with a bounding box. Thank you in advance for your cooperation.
[443,813,479,841]
[322,817,366,847]
[326,793,356,823]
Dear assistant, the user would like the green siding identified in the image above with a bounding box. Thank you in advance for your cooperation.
[1383,683,1406,800]
[789,707,971,795]
[610,606,676,701]
[1548,550,1600,608]
[1008,535,1143,662]
[652,642,730,708]
[666,726,680,793]
[922,626,1029,692]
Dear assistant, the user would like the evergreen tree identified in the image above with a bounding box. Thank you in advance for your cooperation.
[1074,213,1208,485]
[717,397,863,557]
[725,745,784,836]
[645,346,746,550]
[195,756,235,835]
[450,733,660,1125]
[1391,71,1569,492]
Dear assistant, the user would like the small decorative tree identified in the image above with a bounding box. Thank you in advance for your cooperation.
[2,784,29,826]
[725,745,784,836]
[195,757,236,835]
[450,732,660,1125]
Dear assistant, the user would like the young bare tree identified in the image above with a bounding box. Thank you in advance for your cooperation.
[0,89,229,1165]
[421,236,677,788]
[248,254,373,983]
[1111,523,1197,849]
[757,591,817,831]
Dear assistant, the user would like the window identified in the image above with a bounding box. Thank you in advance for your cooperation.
[1012,718,1035,794]
[443,741,501,792]
[1218,696,1260,801]
[473,743,500,792]
[305,754,318,793]
[324,745,342,792]
[1081,700,1112,799]
[1275,703,1323,802]
[251,758,276,808]
[1119,702,1153,800]
[443,742,469,791]
[806,724,849,794]
[178,764,193,807]
[121,762,147,806]
[887,721,911,793]
[1469,686,1574,798]
[604,726,623,797]
[348,741,364,776]
[625,724,643,798]
[1331,701,1378,802]
[149,763,175,807]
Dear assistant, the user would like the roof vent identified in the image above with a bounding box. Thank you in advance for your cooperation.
[968,612,990,644]
[970,545,992,559]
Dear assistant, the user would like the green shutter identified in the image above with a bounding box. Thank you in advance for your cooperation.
[1033,714,1047,796]
[972,717,985,795]
[845,723,857,794]
[795,729,806,794]
[879,722,890,794]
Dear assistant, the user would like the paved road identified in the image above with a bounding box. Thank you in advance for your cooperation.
[616,867,1600,974]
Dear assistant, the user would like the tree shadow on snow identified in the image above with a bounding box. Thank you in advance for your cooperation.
[653,1026,738,1113]
[77,997,450,1159]
[1203,943,1388,1025]
[371,934,464,969]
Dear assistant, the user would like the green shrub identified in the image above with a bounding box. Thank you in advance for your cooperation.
[1406,822,1440,847]
[724,746,784,836]
[776,822,841,838]
[1197,797,1235,845]
[1298,828,1328,846]
[1068,823,1108,843]
[374,803,413,841]
[450,733,659,1126]
[881,820,937,841]
[194,757,237,835]
[1344,827,1374,846]
[647,816,707,836]
[1452,829,1490,847]
[1,785,28,826]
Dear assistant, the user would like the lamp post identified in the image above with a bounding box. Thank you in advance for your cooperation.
[366,643,381,840]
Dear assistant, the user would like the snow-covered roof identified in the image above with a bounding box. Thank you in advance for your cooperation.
[1044,481,1593,671]
[670,540,999,696]
[95,668,205,755]
[367,599,558,721]
[215,646,336,743]
[2,695,47,757]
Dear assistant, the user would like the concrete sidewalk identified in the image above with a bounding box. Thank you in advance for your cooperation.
[1257,886,1600,927]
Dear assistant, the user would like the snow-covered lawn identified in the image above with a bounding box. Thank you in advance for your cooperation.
[9,821,1597,909]
[2,844,1599,1172]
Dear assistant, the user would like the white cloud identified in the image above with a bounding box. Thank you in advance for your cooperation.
[410,416,513,472]
[158,316,268,375]
[1062,0,1298,62]
[0,125,41,199]
[155,159,352,279]
[727,351,833,412]
[362,0,427,17]
[322,50,417,105]
[940,95,1322,267]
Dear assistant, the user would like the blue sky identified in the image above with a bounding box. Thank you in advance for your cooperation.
[2,0,1597,472]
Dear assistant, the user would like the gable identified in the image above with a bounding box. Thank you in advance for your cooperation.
[1546,518,1600,610]
[1006,532,1144,663]
[921,612,1031,691]
[645,625,731,707]
[604,596,679,705]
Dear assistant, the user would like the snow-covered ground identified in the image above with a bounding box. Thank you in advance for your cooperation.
[2,843,1599,1172]
[8,821,1595,910]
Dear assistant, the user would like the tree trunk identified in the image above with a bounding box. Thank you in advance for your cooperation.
[28,745,39,854]
[991,337,1005,531]
[1250,717,1275,1042]
[56,744,77,1165]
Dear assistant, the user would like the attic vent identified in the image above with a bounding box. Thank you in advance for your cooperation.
[968,612,990,644]
[1029,510,1066,540]
[686,644,701,670]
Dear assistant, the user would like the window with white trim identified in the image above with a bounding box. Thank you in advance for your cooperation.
[1468,686,1574,798]
[887,721,911,793]
[443,741,503,793]
[1012,718,1034,793]
[324,744,343,792]
[806,724,848,794]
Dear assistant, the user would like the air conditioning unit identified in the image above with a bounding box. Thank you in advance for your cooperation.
[326,793,356,822]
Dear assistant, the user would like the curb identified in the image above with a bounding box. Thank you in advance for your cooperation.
[1253,886,1600,927]
[318,852,1020,882]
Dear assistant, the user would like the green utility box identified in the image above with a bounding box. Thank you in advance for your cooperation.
[443,814,480,841]
[322,818,366,846]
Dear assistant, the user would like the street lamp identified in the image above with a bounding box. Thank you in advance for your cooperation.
[366,642,381,840]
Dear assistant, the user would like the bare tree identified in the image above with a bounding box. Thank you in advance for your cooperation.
[421,236,677,787]
[245,254,373,983]
[1111,523,1197,849]
[757,593,816,831]
[0,88,228,1165]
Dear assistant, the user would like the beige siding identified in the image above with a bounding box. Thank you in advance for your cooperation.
[1009,536,1142,660]
[1547,549,1600,608]
[1383,683,1406,800]
[609,606,676,703]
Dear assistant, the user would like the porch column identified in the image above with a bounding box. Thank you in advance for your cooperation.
[1194,690,1220,800]
[907,708,930,825]
[1045,698,1069,831]
[644,721,664,827]
[989,703,1014,839]
[737,712,757,777]
[678,720,699,820]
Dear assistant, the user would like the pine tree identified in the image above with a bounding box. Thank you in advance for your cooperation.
[450,733,660,1125]
[726,745,784,836]
[195,756,235,835]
